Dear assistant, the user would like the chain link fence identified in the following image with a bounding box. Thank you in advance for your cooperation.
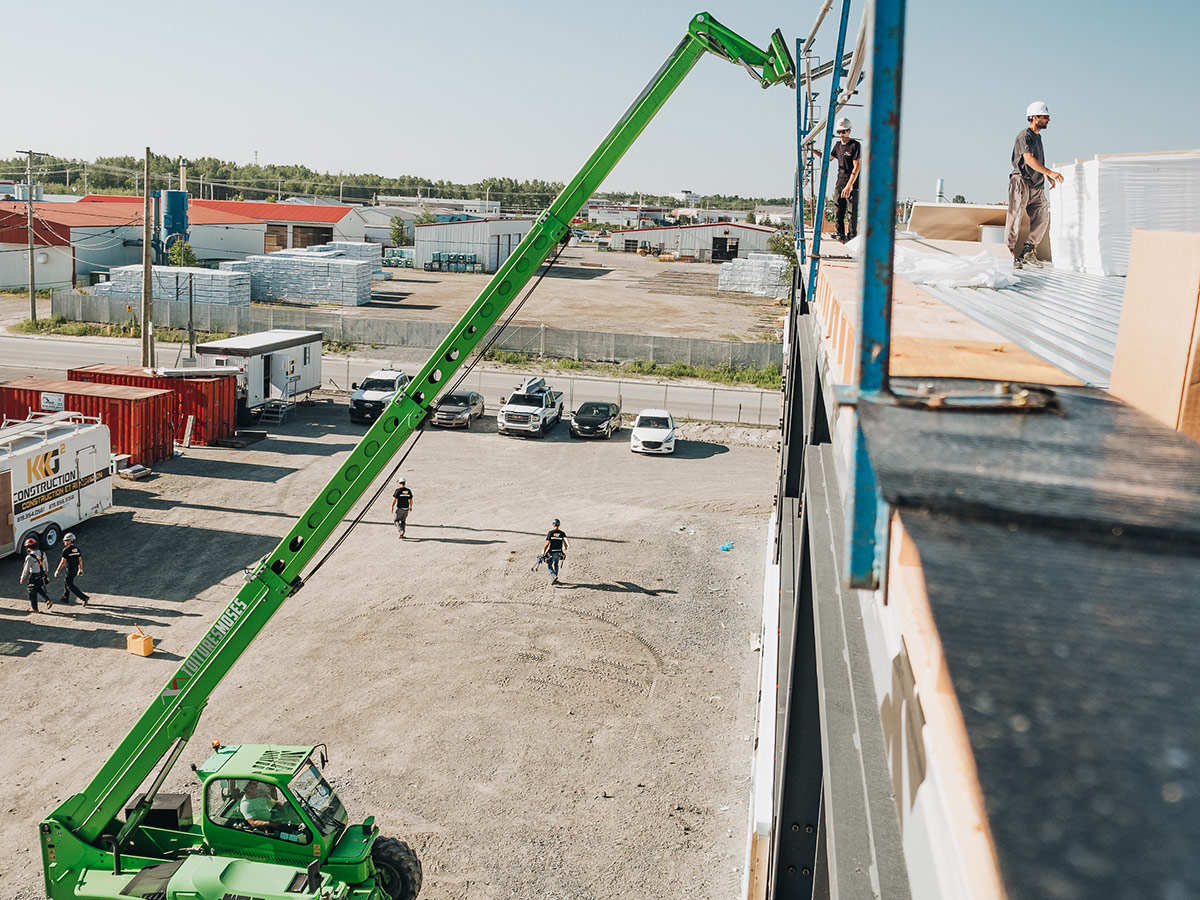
[52,292,782,369]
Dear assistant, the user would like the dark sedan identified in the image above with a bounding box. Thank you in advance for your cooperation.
[570,401,621,439]
[432,391,485,428]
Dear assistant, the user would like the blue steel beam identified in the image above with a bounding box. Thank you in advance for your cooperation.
[846,0,905,590]
[805,0,853,302]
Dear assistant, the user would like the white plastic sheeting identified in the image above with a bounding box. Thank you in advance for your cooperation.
[94,265,251,305]
[1049,151,1200,277]
[718,253,791,297]
[841,238,1019,289]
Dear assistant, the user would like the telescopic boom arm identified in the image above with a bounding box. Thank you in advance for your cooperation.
[47,11,795,847]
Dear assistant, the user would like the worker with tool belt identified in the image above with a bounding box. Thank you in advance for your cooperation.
[19,538,53,613]
[1006,101,1064,269]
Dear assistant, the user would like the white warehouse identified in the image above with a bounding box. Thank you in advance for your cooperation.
[414,218,535,273]
[606,222,777,262]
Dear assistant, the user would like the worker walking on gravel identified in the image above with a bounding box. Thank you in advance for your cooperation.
[55,532,89,606]
[1006,101,1064,269]
[391,478,414,539]
[19,538,52,613]
[543,518,569,585]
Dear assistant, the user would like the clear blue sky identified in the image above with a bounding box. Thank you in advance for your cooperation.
[9,1,1198,203]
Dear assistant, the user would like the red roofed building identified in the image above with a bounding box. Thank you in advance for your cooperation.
[0,200,267,289]
[81,195,367,252]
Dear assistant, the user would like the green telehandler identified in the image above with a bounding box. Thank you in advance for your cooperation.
[38,13,793,899]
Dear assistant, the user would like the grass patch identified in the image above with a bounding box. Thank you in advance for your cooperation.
[13,315,233,342]
[0,288,53,299]
[322,338,359,355]
[481,349,780,389]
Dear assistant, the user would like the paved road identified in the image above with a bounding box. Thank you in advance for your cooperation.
[0,333,781,426]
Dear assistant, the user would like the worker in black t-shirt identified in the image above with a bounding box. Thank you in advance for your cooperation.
[390,478,414,539]
[542,519,569,585]
[829,117,862,242]
[55,532,89,606]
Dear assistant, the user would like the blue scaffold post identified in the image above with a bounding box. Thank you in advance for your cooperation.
[846,0,905,590]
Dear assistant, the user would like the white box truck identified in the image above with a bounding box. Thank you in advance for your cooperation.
[0,412,113,558]
[194,330,323,422]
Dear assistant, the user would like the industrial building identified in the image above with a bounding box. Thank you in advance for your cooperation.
[585,202,669,227]
[605,221,776,262]
[414,217,535,273]
[0,200,265,289]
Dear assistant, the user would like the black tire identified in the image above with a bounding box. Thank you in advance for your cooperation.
[533,421,544,438]
[41,522,62,552]
[372,836,422,900]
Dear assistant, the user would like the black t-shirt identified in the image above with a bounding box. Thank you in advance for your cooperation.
[546,529,566,553]
[832,138,862,186]
[392,487,412,510]
[1011,127,1045,188]
[62,545,82,573]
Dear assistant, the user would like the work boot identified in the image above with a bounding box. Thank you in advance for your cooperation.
[1020,243,1044,269]
[1013,253,1024,270]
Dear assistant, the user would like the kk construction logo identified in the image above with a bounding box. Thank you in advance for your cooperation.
[26,446,63,481]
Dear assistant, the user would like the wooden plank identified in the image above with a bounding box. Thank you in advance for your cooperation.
[1108,229,1200,440]
[182,414,196,449]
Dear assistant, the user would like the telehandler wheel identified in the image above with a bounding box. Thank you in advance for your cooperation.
[372,836,423,900]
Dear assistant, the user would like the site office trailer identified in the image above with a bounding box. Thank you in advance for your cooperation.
[0,412,113,559]
[0,378,175,466]
[66,364,237,447]
[194,330,323,417]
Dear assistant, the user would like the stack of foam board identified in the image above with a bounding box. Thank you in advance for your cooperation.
[718,253,791,297]
[1049,150,1200,277]
[218,253,372,305]
[95,265,250,306]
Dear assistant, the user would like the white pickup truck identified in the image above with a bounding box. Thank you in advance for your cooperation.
[496,377,564,438]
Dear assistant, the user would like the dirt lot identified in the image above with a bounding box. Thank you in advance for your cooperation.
[358,247,785,342]
[0,397,777,899]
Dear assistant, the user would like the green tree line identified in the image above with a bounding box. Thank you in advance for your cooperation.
[0,153,791,211]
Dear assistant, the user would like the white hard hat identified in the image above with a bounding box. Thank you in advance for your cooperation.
[1026,101,1050,118]
[835,116,852,133]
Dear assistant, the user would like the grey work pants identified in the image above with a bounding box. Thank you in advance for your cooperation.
[1005,174,1050,255]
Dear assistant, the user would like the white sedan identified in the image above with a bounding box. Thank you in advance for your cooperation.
[629,409,677,455]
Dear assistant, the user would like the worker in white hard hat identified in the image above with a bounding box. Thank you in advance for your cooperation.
[813,116,862,242]
[1005,101,1064,270]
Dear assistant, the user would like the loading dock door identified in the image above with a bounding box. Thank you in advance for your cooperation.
[712,237,740,261]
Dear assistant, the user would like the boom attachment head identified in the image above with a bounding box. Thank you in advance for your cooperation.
[688,13,797,88]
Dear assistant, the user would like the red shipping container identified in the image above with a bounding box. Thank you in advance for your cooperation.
[0,378,175,466]
[66,364,236,446]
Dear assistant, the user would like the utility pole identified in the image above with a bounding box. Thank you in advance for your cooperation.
[141,147,154,366]
[83,164,88,194]
[339,179,344,203]
[17,149,43,323]
[278,177,282,199]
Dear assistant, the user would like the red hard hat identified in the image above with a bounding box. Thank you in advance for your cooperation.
[25,537,38,547]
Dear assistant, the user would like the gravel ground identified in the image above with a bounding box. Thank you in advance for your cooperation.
[0,397,776,899]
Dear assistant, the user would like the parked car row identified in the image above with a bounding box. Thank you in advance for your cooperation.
[348,371,677,454]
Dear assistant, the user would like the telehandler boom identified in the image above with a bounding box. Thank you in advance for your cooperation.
[39,14,794,899]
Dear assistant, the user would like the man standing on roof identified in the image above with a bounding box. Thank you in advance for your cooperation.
[1005,101,1064,269]
[813,117,863,243]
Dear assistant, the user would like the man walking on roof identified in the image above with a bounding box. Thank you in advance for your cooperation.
[1006,101,1064,269]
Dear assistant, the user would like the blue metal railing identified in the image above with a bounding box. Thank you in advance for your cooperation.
[845,0,905,589]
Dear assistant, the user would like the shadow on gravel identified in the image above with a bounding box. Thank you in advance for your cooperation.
[400,536,508,546]
[556,581,677,597]
[666,440,730,460]
[250,438,361,456]
[162,457,297,483]
[114,493,298,519]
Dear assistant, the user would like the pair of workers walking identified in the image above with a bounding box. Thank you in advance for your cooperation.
[18,533,89,614]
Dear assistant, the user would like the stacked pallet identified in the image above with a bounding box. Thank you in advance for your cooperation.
[95,265,251,306]
[1049,150,1200,277]
[219,253,372,305]
[718,253,790,298]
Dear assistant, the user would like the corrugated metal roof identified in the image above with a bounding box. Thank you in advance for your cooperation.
[81,194,353,224]
[914,266,1125,388]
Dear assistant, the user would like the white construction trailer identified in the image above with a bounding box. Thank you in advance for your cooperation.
[195,330,324,419]
[0,412,113,559]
